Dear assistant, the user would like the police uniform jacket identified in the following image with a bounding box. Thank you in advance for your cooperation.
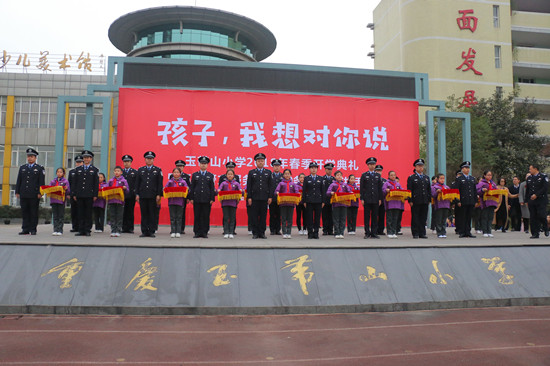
[189,171,216,203]
[73,165,99,198]
[302,175,325,204]
[406,173,431,204]
[15,163,45,198]
[270,171,283,198]
[122,167,138,198]
[322,175,336,204]
[455,174,478,205]
[360,171,383,204]
[247,168,272,201]
[526,173,549,204]
[67,168,78,197]
[218,174,240,185]
[135,165,163,199]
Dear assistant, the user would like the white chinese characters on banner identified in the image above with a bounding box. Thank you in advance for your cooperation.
[157,118,390,151]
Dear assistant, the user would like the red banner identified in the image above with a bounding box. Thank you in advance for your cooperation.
[117,88,419,227]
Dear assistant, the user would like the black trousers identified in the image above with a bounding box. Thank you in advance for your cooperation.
[363,202,379,236]
[296,204,306,230]
[77,197,93,234]
[247,204,253,231]
[20,197,39,233]
[528,200,548,236]
[280,206,294,235]
[180,200,187,234]
[454,204,463,234]
[322,204,333,234]
[377,204,386,234]
[51,203,65,233]
[306,202,322,236]
[347,206,358,232]
[509,204,522,231]
[269,200,281,234]
[93,206,105,231]
[139,197,157,235]
[70,196,79,231]
[193,202,211,236]
[458,204,475,235]
[410,203,429,237]
[222,206,236,235]
[332,206,347,236]
[250,200,268,236]
[122,197,136,232]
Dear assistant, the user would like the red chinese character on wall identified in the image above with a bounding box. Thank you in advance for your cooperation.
[459,90,478,108]
[456,48,483,75]
[457,9,478,32]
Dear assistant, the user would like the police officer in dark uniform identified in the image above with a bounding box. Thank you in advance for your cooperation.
[375,164,387,235]
[451,169,463,235]
[135,151,163,238]
[121,154,137,234]
[406,158,431,239]
[526,164,549,239]
[189,156,216,238]
[322,162,335,236]
[303,162,324,239]
[269,159,283,235]
[68,154,83,233]
[219,161,240,185]
[455,161,478,238]
[360,157,383,239]
[247,153,272,239]
[15,148,45,235]
[73,150,99,236]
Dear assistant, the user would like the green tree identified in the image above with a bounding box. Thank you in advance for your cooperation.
[441,91,548,179]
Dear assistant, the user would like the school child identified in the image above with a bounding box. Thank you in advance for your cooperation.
[107,166,129,237]
[326,170,353,238]
[218,169,242,239]
[382,170,405,238]
[92,173,107,233]
[476,170,498,237]
[346,174,359,235]
[431,173,452,238]
[49,168,70,235]
[295,173,306,235]
[165,167,189,238]
[275,169,300,239]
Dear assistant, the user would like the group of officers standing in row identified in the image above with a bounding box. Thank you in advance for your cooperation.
[14,146,549,240]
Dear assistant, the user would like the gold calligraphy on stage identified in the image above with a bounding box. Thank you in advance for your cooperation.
[281,255,314,295]
[125,258,158,291]
[429,260,454,285]
[359,266,388,282]
[481,257,514,285]
[207,264,237,286]
[41,258,84,289]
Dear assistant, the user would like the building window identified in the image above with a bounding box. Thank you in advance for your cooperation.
[0,96,6,127]
[493,6,500,28]
[494,45,502,68]
[496,86,503,96]
[13,97,57,129]
[518,78,535,83]
[68,106,103,129]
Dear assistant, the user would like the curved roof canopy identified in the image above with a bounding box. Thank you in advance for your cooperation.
[109,6,277,61]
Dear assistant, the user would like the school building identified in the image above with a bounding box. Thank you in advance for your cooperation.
[370,0,550,132]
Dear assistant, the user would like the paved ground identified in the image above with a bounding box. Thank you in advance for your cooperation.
[0,306,549,365]
[1,224,548,248]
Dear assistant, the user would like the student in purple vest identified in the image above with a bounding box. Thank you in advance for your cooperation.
[346,174,359,235]
[383,170,405,238]
[275,169,300,239]
[107,166,129,237]
[432,173,451,238]
[476,170,498,238]
[326,170,352,239]
[165,167,188,238]
[218,169,243,239]
[49,167,70,236]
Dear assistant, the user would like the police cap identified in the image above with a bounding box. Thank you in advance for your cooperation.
[175,159,186,167]
[144,151,156,159]
[26,148,38,156]
[82,150,94,158]
[122,154,133,162]
[366,157,377,164]
[198,156,210,164]
[254,153,266,161]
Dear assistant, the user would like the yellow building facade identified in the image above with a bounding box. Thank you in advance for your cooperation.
[372,0,550,133]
